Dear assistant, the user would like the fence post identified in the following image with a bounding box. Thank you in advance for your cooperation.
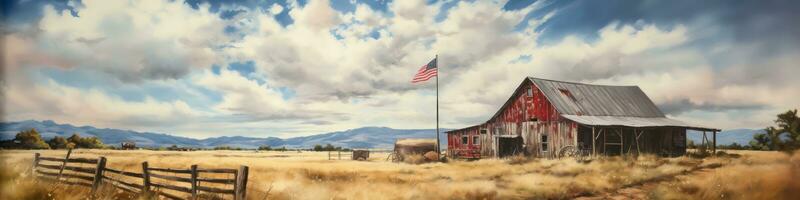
[58,148,73,180]
[141,162,151,194]
[338,150,341,160]
[33,153,40,175]
[91,157,107,193]
[234,166,249,200]
[190,165,198,200]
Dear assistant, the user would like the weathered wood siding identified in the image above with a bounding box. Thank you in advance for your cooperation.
[446,125,483,158]
[482,80,576,158]
[519,121,578,158]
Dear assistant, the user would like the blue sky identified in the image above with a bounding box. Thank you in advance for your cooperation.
[2,0,799,138]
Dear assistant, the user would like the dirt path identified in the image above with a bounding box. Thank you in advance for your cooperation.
[574,163,722,200]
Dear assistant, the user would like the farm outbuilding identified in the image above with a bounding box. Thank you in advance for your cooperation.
[446,77,720,159]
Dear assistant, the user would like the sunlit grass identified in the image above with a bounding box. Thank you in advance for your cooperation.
[1,149,798,200]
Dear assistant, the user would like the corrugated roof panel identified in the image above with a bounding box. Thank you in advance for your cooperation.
[561,115,719,131]
[529,77,665,117]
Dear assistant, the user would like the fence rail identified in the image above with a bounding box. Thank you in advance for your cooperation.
[31,149,249,200]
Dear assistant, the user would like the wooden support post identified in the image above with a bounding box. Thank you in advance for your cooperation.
[191,165,198,200]
[58,148,73,180]
[328,151,331,160]
[701,131,706,153]
[635,130,642,155]
[619,129,624,156]
[595,129,604,155]
[713,131,717,156]
[91,157,107,193]
[338,150,341,160]
[234,166,249,200]
[592,126,597,157]
[33,153,40,175]
[141,162,151,194]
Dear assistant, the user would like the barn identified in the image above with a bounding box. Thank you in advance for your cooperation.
[446,77,720,159]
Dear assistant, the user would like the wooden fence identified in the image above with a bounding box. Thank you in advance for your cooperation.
[327,150,352,160]
[32,149,249,200]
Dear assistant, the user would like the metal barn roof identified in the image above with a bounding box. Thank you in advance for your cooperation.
[529,77,718,131]
[529,77,664,117]
[452,77,720,133]
[561,115,718,131]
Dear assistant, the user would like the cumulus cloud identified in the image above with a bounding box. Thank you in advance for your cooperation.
[3,0,799,137]
[2,76,203,130]
[8,0,230,82]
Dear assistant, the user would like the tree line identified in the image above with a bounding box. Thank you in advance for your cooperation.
[0,129,106,149]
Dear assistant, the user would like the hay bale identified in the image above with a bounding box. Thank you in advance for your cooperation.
[423,151,438,161]
[394,138,437,162]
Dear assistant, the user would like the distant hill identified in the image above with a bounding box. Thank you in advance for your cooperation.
[3,120,759,149]
[0,120,449,149]
[687,129,763,145]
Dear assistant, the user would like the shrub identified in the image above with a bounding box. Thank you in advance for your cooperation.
[12,129,50,149]
[507,154,531,165]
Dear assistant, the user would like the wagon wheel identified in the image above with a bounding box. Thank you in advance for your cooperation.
[387,151,402,162]
[558,145,579,159]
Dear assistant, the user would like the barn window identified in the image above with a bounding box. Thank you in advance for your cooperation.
[473,136,480,145]
[480,129,487,134]
[462,136,469,145]
[527,88,533,97]
[541,134,549,152]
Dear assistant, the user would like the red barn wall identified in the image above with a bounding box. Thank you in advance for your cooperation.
[446,125,482,159]
[448,79,578,158]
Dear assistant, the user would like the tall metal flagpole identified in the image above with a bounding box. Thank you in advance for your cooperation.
[435,54,440,159]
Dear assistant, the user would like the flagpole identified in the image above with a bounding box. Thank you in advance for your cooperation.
[435,54,440,159]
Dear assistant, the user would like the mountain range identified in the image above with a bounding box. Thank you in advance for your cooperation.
[0,120,448,149]
[1,120,761,149]
[687,129,763,146]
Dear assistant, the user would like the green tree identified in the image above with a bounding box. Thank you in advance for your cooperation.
[48,136,68,149]
[66,133,105,149]
[324,144,335,151]
[14,129,50,149]
[750,109,800,152]
[258,145,272,150]
[67,133,81,145]
[313,144,323,151]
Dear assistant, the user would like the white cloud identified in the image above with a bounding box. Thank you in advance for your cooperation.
[269,3,284,15]
[3,0,798,138]
[19,0,230,82]
[2,77,204,131]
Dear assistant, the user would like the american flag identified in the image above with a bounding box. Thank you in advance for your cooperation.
[411,58,437,83]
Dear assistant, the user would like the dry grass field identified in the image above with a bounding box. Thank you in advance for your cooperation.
[1,149,799,200]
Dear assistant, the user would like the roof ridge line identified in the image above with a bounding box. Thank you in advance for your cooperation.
[527,77,639,87]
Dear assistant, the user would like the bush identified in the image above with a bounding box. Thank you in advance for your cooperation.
[48,136,68,149]
[12,129,50,149]
[213,146,243,150]
[506,154,531,165]
[67,133,105,149]
[312,144,346,151]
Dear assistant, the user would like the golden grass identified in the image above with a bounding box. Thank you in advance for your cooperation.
[1,149,798,200]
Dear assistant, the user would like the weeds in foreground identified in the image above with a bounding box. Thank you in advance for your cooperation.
[1,150,798,200]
